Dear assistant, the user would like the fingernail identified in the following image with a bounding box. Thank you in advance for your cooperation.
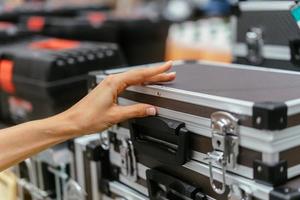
[146,107,156,116]
[166,60,173,65]
[168,71,176,76]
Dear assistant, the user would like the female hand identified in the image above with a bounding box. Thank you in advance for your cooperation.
[0,61,175,171]
[63,61,175,135]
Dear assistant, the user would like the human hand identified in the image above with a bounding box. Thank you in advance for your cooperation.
[63,61,175,135]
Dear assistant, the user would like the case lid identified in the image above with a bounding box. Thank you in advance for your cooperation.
[119,61,300,131]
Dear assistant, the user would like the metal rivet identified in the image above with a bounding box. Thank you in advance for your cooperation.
[256,117,262,125]
[257,166,262,172]
[77,56,85,62]
[284,188,290,193]
[67,58,75,64]
[87,152,91,158]
[280,166,284,173]
[280,117,284,124]
[56,60,64,66]
[97,52,104,58]
[87,54,95,60]
[106,50,113,56]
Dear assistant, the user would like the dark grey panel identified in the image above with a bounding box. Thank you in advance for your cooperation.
[163,63,300,102]
[237,10,300,46]
[234,57,298,71]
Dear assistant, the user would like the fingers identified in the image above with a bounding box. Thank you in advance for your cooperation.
[116,61,173,92]
[144,72,176,84]
[115,104,157,122]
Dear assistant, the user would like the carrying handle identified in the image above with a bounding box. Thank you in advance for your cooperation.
[129,116,190,166]
[146,169,206,200]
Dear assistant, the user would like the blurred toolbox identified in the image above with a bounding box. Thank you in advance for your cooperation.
[22,15,118,43]
[233,1,300,71]
[16,143,73,200]
[22,12,170,65]
[0,22,31,44]
[0,36,126,124]
[108,16,170,65]
[0,3,111,23]
[90,60,300,200]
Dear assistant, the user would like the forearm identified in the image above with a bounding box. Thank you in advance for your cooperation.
[0,113,79,171]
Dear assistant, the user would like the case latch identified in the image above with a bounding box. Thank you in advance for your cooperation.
[129,116,190,166]
[206,111,239,195]
[120,139,137,182]
[246,27,264,65]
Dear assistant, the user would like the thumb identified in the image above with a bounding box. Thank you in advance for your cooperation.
[116,104,157,122]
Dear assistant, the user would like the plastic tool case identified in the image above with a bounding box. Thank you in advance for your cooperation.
[233,1,300,71]
[91,60,300,200]
[0,36,126,123]
[23,14,170,66]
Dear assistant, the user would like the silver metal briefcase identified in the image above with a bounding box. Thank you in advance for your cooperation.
[89,60,300,200]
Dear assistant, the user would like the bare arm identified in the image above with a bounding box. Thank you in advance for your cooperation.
[0,61,175,171]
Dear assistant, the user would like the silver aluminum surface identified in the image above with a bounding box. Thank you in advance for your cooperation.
[74,134,100,199]
[109,181,148,200]
[239,1,294,11]
[119,98,300,154]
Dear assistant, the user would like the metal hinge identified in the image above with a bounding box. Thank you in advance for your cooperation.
[246,27,264,65]
[206,111,239,195]
[120,139,138,182]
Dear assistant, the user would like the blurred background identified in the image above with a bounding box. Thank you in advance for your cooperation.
[0,0,235,65]
[0,0,298,199]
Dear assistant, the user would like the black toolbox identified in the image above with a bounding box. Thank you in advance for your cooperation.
[109,17,170,65]
[21,15,118,43]
[21,12,170,65]
[0,3,111,23]
[0,22,31,44]
[0,36,126,124]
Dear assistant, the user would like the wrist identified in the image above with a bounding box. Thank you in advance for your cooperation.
[45,110,82,140]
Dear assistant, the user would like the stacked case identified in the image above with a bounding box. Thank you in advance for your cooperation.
[16,144,73,200]
[88,60,300,200]
[21,13,170,65]
[232,1,300,71]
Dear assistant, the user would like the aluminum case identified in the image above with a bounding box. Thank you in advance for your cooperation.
[90,60,300,199]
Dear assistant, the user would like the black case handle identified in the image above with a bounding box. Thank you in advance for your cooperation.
[146,169,206,200]
[129,116,190,166]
